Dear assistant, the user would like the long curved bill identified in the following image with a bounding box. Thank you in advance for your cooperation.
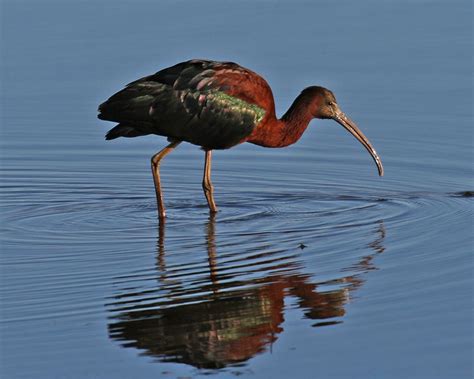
[333,111,384,176]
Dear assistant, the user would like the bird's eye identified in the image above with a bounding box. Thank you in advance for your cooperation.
[328,101,334,106]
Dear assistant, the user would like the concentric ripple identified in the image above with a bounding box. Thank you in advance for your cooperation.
[1,139,472,373]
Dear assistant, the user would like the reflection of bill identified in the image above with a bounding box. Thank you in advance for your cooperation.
[108,217,386,369]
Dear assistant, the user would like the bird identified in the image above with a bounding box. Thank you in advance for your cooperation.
[98,59,384,219]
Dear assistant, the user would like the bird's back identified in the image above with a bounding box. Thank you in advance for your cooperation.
[98,59,276,149]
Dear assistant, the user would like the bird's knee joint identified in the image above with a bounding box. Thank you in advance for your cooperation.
[151,158,161,168]
[202,181,213,193]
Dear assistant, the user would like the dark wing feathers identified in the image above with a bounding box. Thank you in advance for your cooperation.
[149,90,264,149]
[98,81,166,122]
[98,59,273,149]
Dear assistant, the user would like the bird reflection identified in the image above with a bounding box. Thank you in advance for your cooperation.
[108,218,386,369]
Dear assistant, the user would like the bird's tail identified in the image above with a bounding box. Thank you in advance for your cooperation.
[105,124,147,140]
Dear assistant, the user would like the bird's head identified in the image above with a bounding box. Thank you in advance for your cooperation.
[301,86,384,176]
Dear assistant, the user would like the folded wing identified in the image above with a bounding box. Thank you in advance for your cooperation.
[98,59,275,149]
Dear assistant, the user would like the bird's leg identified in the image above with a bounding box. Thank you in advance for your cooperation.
[202,150,218,213]
[151,141,181,219]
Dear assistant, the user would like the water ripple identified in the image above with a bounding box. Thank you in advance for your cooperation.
[2,163,472,369]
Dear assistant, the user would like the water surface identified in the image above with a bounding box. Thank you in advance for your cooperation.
[1,1,472,378]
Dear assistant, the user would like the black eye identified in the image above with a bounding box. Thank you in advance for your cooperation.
[328,101,334,106]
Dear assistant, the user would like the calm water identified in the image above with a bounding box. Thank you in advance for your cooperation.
[1,1,472,378]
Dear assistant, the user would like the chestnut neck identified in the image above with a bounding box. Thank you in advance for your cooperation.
[248,93,315,148]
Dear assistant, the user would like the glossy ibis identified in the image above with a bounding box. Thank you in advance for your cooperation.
[98,59,383,218]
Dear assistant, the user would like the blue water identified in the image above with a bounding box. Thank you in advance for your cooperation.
[1,1,472,378]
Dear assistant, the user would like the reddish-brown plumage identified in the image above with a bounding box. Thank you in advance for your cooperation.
[212,66,277,113]
[203,63,317,148]
[98,59,383,218]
